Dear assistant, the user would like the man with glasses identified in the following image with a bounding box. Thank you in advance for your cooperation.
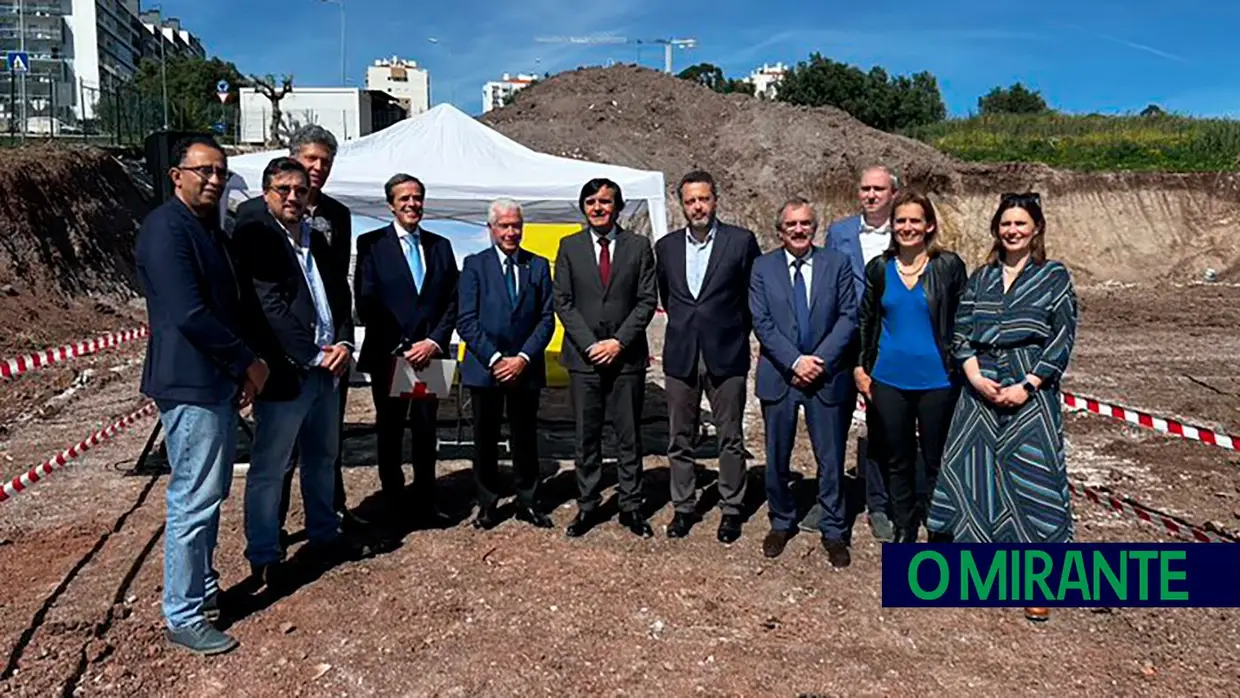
[137,135,268,655]
[749,198,859,567]
[230,157,361,590]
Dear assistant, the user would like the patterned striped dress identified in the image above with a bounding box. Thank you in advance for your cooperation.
[926,260,1079,543]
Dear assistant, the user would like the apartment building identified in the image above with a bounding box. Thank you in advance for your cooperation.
[365,55,429,116]
[481,72,537,113]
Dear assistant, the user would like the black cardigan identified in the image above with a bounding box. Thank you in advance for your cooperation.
[857,250,968,378]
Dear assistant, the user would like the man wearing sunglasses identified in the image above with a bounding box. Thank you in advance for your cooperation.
[137,135,268,655]
[230,157,362,591]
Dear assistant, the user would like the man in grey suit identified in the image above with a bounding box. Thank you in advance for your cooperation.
[553,177,658,538]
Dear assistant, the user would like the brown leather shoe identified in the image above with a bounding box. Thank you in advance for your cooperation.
[763,529,792,558]
[1024,607,1050,622]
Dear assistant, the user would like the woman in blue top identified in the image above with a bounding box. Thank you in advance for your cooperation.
[926,192,1078,623]
[854,189,967,544]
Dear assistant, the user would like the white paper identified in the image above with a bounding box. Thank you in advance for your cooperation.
[388,358,457,398]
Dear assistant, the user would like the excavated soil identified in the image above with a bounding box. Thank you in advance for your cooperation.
[484,66,1240,284]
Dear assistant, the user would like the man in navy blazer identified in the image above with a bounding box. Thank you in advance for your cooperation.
[750,197,859,567]
[655,170,761,544]
[354,173,458,523]
[457,199,556,530]
[136,134,268,655]
[818,163,900,543]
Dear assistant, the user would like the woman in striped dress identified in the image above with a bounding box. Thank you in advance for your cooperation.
[925,192,1079,623]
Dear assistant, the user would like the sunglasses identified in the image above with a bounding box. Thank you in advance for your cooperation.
[270,184,309,198]
[1000,191,1042,207]
[179,165,230,181]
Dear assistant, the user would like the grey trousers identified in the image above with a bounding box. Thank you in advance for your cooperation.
[665,357,748,516]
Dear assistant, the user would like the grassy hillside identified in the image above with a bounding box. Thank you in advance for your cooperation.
[905,113,1240,172]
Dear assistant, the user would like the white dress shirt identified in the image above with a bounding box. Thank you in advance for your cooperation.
[488,245,530,369]
[858,217,891,264]
[784,248,813,305]
[591,226,617,264]
[392,219,441,354]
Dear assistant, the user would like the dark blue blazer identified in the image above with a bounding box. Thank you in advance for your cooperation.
[825,214,868,302]
[655,222,762,380]
[136,197,256,405]
[456,247,555,389]
[353,223,458,376]
[749,245,859,405]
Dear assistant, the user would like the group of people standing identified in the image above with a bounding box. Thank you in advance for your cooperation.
[136,126,1078,656]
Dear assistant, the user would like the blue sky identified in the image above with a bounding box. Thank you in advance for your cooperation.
[165,0,1236,118]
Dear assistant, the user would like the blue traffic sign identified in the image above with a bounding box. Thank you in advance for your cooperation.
[211,122,226,134]
[5,51,28,74]
[216,79,229,93]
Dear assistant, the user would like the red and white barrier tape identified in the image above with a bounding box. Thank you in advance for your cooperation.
[1061,393,1237,452]
[0,402,157,504]
[1,326,150,380]
[1068,482,1234,543]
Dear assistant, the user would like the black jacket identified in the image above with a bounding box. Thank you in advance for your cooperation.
[230,202,355,401]
[655,222,762,380]
[858,250,967,378]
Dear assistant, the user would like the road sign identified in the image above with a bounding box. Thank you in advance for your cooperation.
[6,52,28,74]
[211,122,225,134]
[216,79,229,103]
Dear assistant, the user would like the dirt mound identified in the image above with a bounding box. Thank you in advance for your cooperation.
[483,65,1240,284]
[0,145,150,356]
[483,65,962,235]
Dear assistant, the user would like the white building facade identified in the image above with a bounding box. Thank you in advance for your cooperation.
[365,55,429,116]
[745,62,787,100]
[481,72,537,113]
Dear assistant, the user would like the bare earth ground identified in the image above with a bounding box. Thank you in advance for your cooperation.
[2,284,1240,696]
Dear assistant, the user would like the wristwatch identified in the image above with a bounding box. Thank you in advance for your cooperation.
[1021,380,1036,394]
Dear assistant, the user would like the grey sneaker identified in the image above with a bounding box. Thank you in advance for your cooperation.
[798,503,823,533]
[868,511,895,542]
[166,620,239,655]
[203,593,220,623]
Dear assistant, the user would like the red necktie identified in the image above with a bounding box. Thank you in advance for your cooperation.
[597,236,611,286]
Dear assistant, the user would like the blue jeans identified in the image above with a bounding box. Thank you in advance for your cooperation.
[245,371,341,566]
[157,398,238,630]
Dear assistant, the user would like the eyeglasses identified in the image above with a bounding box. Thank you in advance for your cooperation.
[178,165,230,181]
[1000,191,1042,207]
[270,184,309,198]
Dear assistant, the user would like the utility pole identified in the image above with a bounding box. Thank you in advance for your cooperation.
[18,0,25,139]
[320,0,345,84]
[144,4,169,129]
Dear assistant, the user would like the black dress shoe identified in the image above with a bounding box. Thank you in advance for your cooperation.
[472,507,501,530]
[339,510,370,532]
[618,511,653,538]
[822,537,851,568]
[717,514,743,544]
[565,510,598,537]
[665,512,695,538]
[763,529,792,558]
[514,506,554,528]
[894,527,919,544]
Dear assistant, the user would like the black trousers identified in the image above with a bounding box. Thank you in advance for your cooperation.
[278,379,349,529]
[371,376,440,501]
[867,380,959,532]
[570,370,644,513]
[470,386,541,511]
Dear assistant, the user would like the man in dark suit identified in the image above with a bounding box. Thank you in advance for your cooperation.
[553,178,658,538]
[749,197,859,567]
[457,198,556,530]
[137,134,267,655]
[230,157,361,585]
[354,173,458,523]
[655,170,761,543]
[233,125,366,543]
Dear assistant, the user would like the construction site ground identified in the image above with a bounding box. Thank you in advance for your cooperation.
[1,282,1238,697]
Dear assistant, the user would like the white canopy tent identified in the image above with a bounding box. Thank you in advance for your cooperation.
[223,103,669,239]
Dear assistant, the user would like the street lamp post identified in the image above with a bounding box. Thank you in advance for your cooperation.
[145,4,169,129]
[321,0,345,84]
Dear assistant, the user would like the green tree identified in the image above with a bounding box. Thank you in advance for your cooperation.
[775,53,945,131]
[1140,103,1166,117]
[676,63,757,96]
[977,82,1049,115]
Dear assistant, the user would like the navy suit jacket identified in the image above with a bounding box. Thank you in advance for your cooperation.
[749,245,859,405]
[136,197,256,405]
[231,199,355,401]
[456,247,555,389]
[825,214,868,302]
[655,222,762,380]
[353,223,458,376]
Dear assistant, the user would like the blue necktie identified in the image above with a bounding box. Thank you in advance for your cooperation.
[793,258,813,354]
[504,255,517,305]
[403,234,425,292]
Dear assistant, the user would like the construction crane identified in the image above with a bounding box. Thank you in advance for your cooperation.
[533,36,698,74]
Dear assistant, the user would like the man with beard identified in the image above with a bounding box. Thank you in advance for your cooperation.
[797,164,900,542]
[354,174,458,525]
[655,170,761,543]
[553,178,658,538]
[137,134,267,654]
[749,197,858,567]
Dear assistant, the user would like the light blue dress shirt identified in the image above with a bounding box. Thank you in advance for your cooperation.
[685,223,717,299]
